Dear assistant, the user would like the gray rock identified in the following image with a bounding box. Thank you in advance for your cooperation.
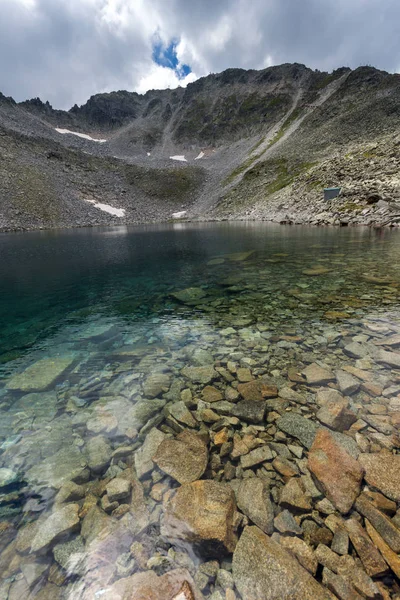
[106,478,131,503]
[134,428,167,479]
[276,413,318,449]
[172,287,206,303]
[376,348,400,369]
[53,536,86,576]
[86,435,112,473]
[165,401,197,427]
[335,370,360,395]
[232,526,332,600]
[31,504,80,552]
[236,478,274,534]
[26,445,88,489]
[181,366,217,384]
[191,348,214,366]
[279,478,312,513]
[143,373,171,398]
[274,509,302,534]
[344,342,370,359]
[232,400,266,423]
[124,399,166,432]
[240,445,273,469]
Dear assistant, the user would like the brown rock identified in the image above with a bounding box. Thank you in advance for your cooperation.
[105,568,202,600]
[162,480,237,555]
[364,490,397,516]
[232,526,332,600]
[279,478,312,513]
[322,568,363,600]
[278,536,318,575]
[302,363,335,385]
[237,380,278,401]
[344,518,388,577]
[365,519,400,579]
[358,453,400,502]
[316,399,357,432]
[354,493,400,553]
[202,386,223,403]
[153,430,208,484]
[308,429,364,514]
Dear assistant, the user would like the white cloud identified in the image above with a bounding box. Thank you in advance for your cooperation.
[135,63,197,94]
[0,0,399,108]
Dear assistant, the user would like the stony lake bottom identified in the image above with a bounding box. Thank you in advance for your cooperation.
[1,222,400,599]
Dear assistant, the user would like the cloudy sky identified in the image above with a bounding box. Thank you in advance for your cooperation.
[0,0,399,109]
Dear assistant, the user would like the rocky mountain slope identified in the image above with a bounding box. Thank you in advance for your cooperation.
[1,63,400,231]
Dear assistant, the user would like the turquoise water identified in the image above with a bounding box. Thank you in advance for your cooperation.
[0,222,400,598]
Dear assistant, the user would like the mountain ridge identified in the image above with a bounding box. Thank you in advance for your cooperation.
[1,62,400,231]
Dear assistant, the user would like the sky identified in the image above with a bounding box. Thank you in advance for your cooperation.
[0,0,399,109]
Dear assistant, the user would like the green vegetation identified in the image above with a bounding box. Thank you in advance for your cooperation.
[124,164,204,201]
[223,150,265,186]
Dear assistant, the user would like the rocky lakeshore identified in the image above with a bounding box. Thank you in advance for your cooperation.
[1,228,400,599]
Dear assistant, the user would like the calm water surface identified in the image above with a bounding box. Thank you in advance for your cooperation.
[0,222,399,599]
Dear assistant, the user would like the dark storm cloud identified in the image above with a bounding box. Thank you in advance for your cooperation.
[0,0,399,109]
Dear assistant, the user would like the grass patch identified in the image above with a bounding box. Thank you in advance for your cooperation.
[267,107,303,148]
[223,150,265,186]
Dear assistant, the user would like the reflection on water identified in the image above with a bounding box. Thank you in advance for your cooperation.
[0,223,400,599]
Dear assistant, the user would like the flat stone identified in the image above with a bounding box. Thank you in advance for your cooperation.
[308,429,364,514]
[240,444,273,469]
[354,493,400,553]
[55,482,85,504]
[376,349,400,369]
[237,368,253,382]
[316,399,357,432]
[274,510,302,534]
[31,504,80,552]
[302,363,335,385]
[134,428,167,479]
[236,478,274,534]
[344,342,370,359]
[336,370,360,395]
[143,373,171,398]
[279,478,312,513]
[181,366,217,384]
[276,413,318,449]
[153,430,208,484]
[11,391,58,423]
[344,518,388,577]
[166,401,197,428]
[86,435,112,473]
[6,356,75,392]
[315,543,341,572]
[359,453,400,502]
[106,478,131,503]
[365,519,400,579]
[231,400,266,423]
[237,380,278,401]
[232,526,332,600]
[331,528,349,555]
[316,389,344,407]
[202,386,223,403]
[162,480,237,555]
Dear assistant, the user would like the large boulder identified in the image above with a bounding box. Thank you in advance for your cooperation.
[161,480,237,555]
[153,430,208,484]
[232,526,332,600]
[308,429,364,514]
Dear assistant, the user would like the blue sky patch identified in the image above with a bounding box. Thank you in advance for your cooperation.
[152,35,191,80]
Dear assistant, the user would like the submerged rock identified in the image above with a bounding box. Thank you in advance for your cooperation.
[172,288,207,303]
[236,478,274,534]
[359,453,400,502]
[232,526,332,600]
[6,356,75,392]
[308,429,363,514]
[162,480,237,555]
[31,504,80,552]
[134,427,167,479]
[181,366,217,384]
[276,413,318,449]
[153,430,208,484]
[107,569,202,600]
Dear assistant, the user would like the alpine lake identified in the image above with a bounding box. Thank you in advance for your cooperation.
[1,222,400,600]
